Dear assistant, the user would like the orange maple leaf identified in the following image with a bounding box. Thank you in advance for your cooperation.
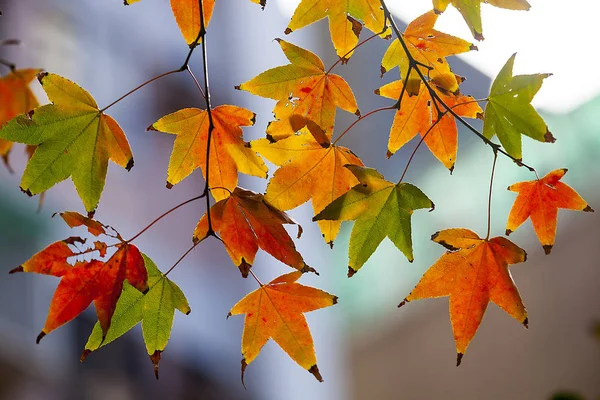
[149,105,267,201]
[252,131,364,244]
[376,80,482,169]
[0,68,40,169]
[56,211,108,237]
[193,187,315,277]
[237,39,359,145]
[228,271,337,383]
[506,169,594,254]
[10,239,148,342]
[399,228,528,365]
[381,11,476,95]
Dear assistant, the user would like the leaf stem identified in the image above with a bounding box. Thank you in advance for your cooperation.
[332,105,396,146]
[125,194,205,244]
[164,240,201,277]
[100,69,180,113]
[398,117,442,183]
[486,149,498,240]
[249,269,263,287]
[186,65,206,99]
[379,0,538,175]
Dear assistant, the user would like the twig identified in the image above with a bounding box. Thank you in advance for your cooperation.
[486,149,498,240]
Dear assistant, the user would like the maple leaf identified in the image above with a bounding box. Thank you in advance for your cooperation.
[236,39,359,145]
[124,0,265,43]
[506,169,594,254]
[228,271,337,383]
[285,0,389,60]
[376,80,482,169]
[149,105,267,201]
[483,53,555,160]
[252,131,364,245]
[9,237,148,342]
[313,166,434,277]
[381,11,476,95]
[193,187,315,278]
[433,0,531,40]
[56,211,107,236]
[83,254,190,379]
[0,68,40,170]
[399,228,528,365]
[0,72,134,215]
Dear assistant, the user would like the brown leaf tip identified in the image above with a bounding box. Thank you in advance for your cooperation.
[347,267,356,278]
[543,244,553,255]
[87,210,95,219]
[166,182,174,189]
[456,353,464,366]
[150,350,162,380]
[8,266,24,274]
[309,365,323,382]
[36,71,49,83]
[36,331,46,344]
[239,259,252,278]
[474,32,485,41]
[332,296,338,305]
[506,229,513,236]
[20,187,33,197]
[523,317,529,329]
[125,158,134,171]
[386,150,393,159]
[226,311,232,319]
[470,44,478,51]
[302,265,319,276]
[284,27,292,35]
[146,124,158,131]
[241,359,248,390]
[398,299,407,308]
[583,205,594,212]
[544,129,556,143]
[80,349,91,362]
[234,85,241,90]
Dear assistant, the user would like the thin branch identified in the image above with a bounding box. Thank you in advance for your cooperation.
[398,117,443,183]
[486,149,498,240]
[379,0,538,175]
[198,0,216,235]
[326,26,388,75]
[125,194,205,243]
[332,105,396,146]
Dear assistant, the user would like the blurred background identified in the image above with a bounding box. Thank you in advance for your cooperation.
[0,0,598,399]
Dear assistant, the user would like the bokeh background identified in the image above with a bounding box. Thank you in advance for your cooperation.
[0,1,598,399]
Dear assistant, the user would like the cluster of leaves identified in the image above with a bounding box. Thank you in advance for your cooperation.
[0,0,594,384]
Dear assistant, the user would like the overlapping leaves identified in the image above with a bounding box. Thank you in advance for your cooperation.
[237,39,359,145]
[0,73,134,215]
[286,0,390,60]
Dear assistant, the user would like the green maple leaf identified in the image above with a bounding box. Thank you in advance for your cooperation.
[83,254,190,378]
[313,165,433,277]
[483,53,555,160]
[0,72,133,214]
